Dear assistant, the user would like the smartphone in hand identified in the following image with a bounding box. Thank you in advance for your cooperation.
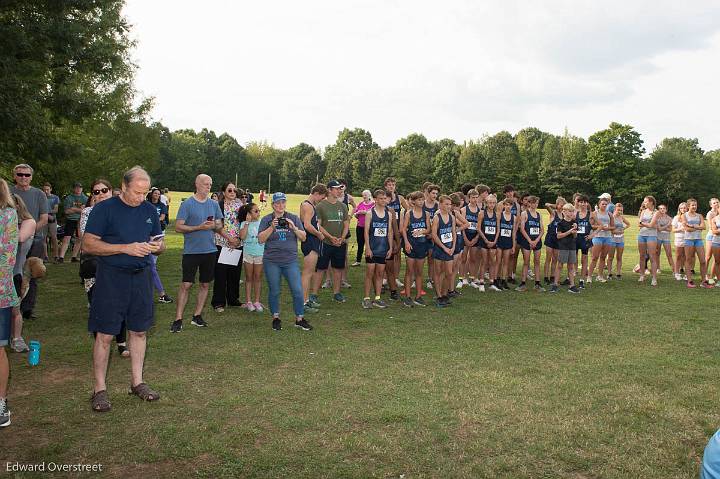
[150,233,165,242]
[206,216,214,221]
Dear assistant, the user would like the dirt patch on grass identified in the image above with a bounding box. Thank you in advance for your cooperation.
[103,453,215,478]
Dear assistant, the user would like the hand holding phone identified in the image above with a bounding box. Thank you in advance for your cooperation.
[150,233,165,242]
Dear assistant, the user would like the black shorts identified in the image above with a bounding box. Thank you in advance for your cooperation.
[317,243,347,270]
[365,255,387,265]
[182,253,216,283]
[89,263,154,335]
[301,236,322,257]
[63,219,79,238]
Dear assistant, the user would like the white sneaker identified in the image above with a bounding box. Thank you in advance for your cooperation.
[469,280,480,289]
[462,278,469,286]
[528,270,535,279]
[674,273,682,281]
[351,261,361,267]
[585,276,592,284]
[322,279,331,289]
[411,281,416,288]
[596,276,607,283]
[489,284,502,292]
[651,278,657,286]
[395,279,404,288]
[426,280,433,289]
[478,284,485,292]
[245,301,255,312]
[383,279,388,286]
[484,273,490,280]
[342,280,352,289]
[638,275,645,282]
[456,280,464,290]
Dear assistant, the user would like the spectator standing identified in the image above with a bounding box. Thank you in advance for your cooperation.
[351,190,374,266]
[0,179,20,427]
[312,180,350,303]
[9,195,36,353]
[146,188,173,304]
[171,174,223,332]
[211,182,243,312]
[258,193,312,331]
[82,166,165,412]
[10,164,48,322]
[43,183,60,262]
[239,203,265,310]
[58,182,88,262]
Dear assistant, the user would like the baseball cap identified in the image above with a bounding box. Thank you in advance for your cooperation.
[327,180,342,188]
[272,192,287,203]
[73,182,83,188]
[598,193,611,200]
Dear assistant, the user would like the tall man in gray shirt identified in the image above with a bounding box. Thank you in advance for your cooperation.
[11,164,49,320]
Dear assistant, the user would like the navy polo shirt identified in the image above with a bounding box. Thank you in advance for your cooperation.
[85,196,162,270]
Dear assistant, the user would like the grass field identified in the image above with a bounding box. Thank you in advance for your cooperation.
[3,193,719,478]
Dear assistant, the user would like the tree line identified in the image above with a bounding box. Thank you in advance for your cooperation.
[2,2,719,212]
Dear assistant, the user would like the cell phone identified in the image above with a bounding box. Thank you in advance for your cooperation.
[206,216,214,221]
[150,233,165,242]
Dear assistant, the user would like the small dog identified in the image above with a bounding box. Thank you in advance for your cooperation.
[20,257,46,299]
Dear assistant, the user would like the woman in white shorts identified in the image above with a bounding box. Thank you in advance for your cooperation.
[656,204,674,275]
[239,203,265,311]
[704,198,719,279]
[672,202,688,281]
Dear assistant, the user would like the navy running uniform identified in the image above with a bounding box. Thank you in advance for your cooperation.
[454,217,465,255]
[481,210,499,249]
[519,210,542,251]
[423,201,438,221]
[575,210,591,254]
[498,212,515,250]
[432,213,455,261]
[464,205,480,243]
[300,200,323,257]
[405,210,429,259]
[366,207,390,260]
[388,193,402,229]
[544,211,560,249]
[510,202,518,216]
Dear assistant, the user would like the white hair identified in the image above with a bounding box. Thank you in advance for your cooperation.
[362,189,372,198]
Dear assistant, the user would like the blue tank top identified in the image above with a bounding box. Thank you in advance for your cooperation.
[302,200,319,241]
[436,212,454,248]
[342,193,350,206]
[465,205,479,235]
[576,211,591,240]
[482,210,498,242]
[423,201,438,220]
[407,209,428,244]
[510,203,518,216]
[368,207,390,256]
[547,211,560,237]
[499,212,514,245]
[525,211,541,240]
[387,193,402,226]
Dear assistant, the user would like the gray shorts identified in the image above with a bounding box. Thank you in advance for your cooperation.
[558,249,577,264]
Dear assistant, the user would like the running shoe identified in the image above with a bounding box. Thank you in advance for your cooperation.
[253,302,265,312]
[214,306,225,313]
[0,398,10,428]
[651,278,658,287]
[549,285,559,293]
[402,297,414,307]
[395,279,404,288]
[389,290,400,301]
[578,280,585,290]
[596,276,607,283]
[489,283,502,292]
[295,319,313,331]
[341,280,352,289]
[568,286,580,293]
[158,294,174,304]
[478,284,485,292]
[272,317,282,331]
[515,283,527,292]
[372,299,388,309]
[304,302,319,314]
[362,298,372,309]
[351,261,361,267]
[308,294,321,308]
[412,297,427,307]
[191,315,208,327]
[170,319,183,333]
[638,275,645,283]
[245,302,256,312]
[426,280,434,290]
[701,281,713,289]
[322,279,331,289]
[533,283,546,293]
[10,337,29,353]
[687,281,696,288]
[674,273,682,281]
[333,293,347,303]
[456,280,464,290]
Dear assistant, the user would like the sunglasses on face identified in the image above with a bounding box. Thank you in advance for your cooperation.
[15,172,31,178]
[241,195,248,199]
[92,187,110,195]
[226,189,237,193]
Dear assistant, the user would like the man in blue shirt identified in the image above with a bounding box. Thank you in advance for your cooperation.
[83,166,165,413]
[170,174,223,333]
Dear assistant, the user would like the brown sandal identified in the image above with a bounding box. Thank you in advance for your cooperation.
[129,383,160,401]
[91,390,111,412]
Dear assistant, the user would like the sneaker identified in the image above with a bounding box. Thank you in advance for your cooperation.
[489,283,502,292]
[435,297,446,308]
[351,261,361,267]
[561,278,570,286]
[715,282,720,288]
[341,280,352,289]
[170,319,183,333]
[295,318,313,331]
[426,280,434,290]
[322,279,331,289]
[674,273,682,281]
[528,270,535,279]
[303,302,319,314]
[462,278,470,286]
[651,278,658,287]
[585,276,592,284]
[549,285,559,293]
[456,280,464,290]
[390,290,400,301]
[515,283,527,292]
[362,298,372,309]
[616,275,622,280]
[544,277,550,284]
[469,280,481,289]
[245,302,256,312]
[638,275,645,282]
[372,299,388,308]
[214,306,225,313]
[701,281,713,289]
[0,398,10,428]
[272,318,282,331]
[578,280,585,290]
[308,294,321,307]
[253,302,264,312]
[478,284,485,292]
[447,290,459,298]
[191,315,208,327]
[402,297,414,307]
[568,286,580,294]
[158,294,174,304]
[596,276,607,283]
[55,257,64,264]
[709,278,717,285]
[687,281,696,289]
[533,283,546,293]
[395,279,404,288]
[10,337,28,353]
[412,297,427,307]
[333,293,346,303]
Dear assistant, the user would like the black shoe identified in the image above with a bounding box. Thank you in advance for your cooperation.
[227,301,243,307]
[389,290,400,301]
[544,277,550,284]
[295,318,313,331]
[272,318,282,331]
[57,257,64,264]
[549,285,558,293]
[158,294,174,304]
[447,290,458,298]
[561,278,570,286]
[191,315,208,327]
[578,280,585,289]
[568,286,580,293]
[71,257,79,263]
[170,319,183,333]
[441,295,452,305]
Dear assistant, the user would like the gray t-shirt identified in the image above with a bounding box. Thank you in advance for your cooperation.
[258,212,304,264]
[11,185,48,238]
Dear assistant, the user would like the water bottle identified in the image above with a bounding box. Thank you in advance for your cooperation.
[28,340,40,366]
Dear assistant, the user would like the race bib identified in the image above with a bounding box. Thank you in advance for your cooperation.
[468,222,477,231]
[577,226,586,234]
[484,226,496,235]
[374,227,387,237]
[500,228,512,237]
[411,228,424,238]
[529,227,540,236]
[613,233,623,238]
[440,232,452,243]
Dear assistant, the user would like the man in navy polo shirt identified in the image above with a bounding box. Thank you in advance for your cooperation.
[83,166,165,413]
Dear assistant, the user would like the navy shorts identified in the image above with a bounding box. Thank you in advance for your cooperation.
[404,241,429,259]
[301,236,322,257]
[454,234,465,255]
[544,234,558,249]
[317,243,347,270]
[89,263,154,335]
[576,240,590,255]
[365,255,387,265]
[518,238,542,251]
[432,244,454,262]
[0,307,11,347]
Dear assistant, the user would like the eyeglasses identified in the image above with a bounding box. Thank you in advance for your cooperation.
[15,172,31,178]
[241,195,248,199]
[92,187,110,195]
[226,189,237,193]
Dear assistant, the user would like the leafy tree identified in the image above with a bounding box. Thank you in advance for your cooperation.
[324,128,379,191]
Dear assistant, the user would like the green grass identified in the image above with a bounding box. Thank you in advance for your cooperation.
[3,193,718,478]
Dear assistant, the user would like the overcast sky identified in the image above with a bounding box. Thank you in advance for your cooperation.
[123,0,720,153]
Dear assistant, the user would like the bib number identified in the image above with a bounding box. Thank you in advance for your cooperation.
[613,233,623,238]
[500,228,512,238]
[577,226,586,234]
[440,232,452,243]
[374,227,387,237]
[529,227,540,236]
[468,222,477,231]
[411,228,424,238]
[484,226,496,235]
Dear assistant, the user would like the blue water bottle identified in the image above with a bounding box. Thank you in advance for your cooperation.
[28,340,40,366]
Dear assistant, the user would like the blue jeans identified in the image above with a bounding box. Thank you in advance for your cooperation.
[263,261,304,318]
